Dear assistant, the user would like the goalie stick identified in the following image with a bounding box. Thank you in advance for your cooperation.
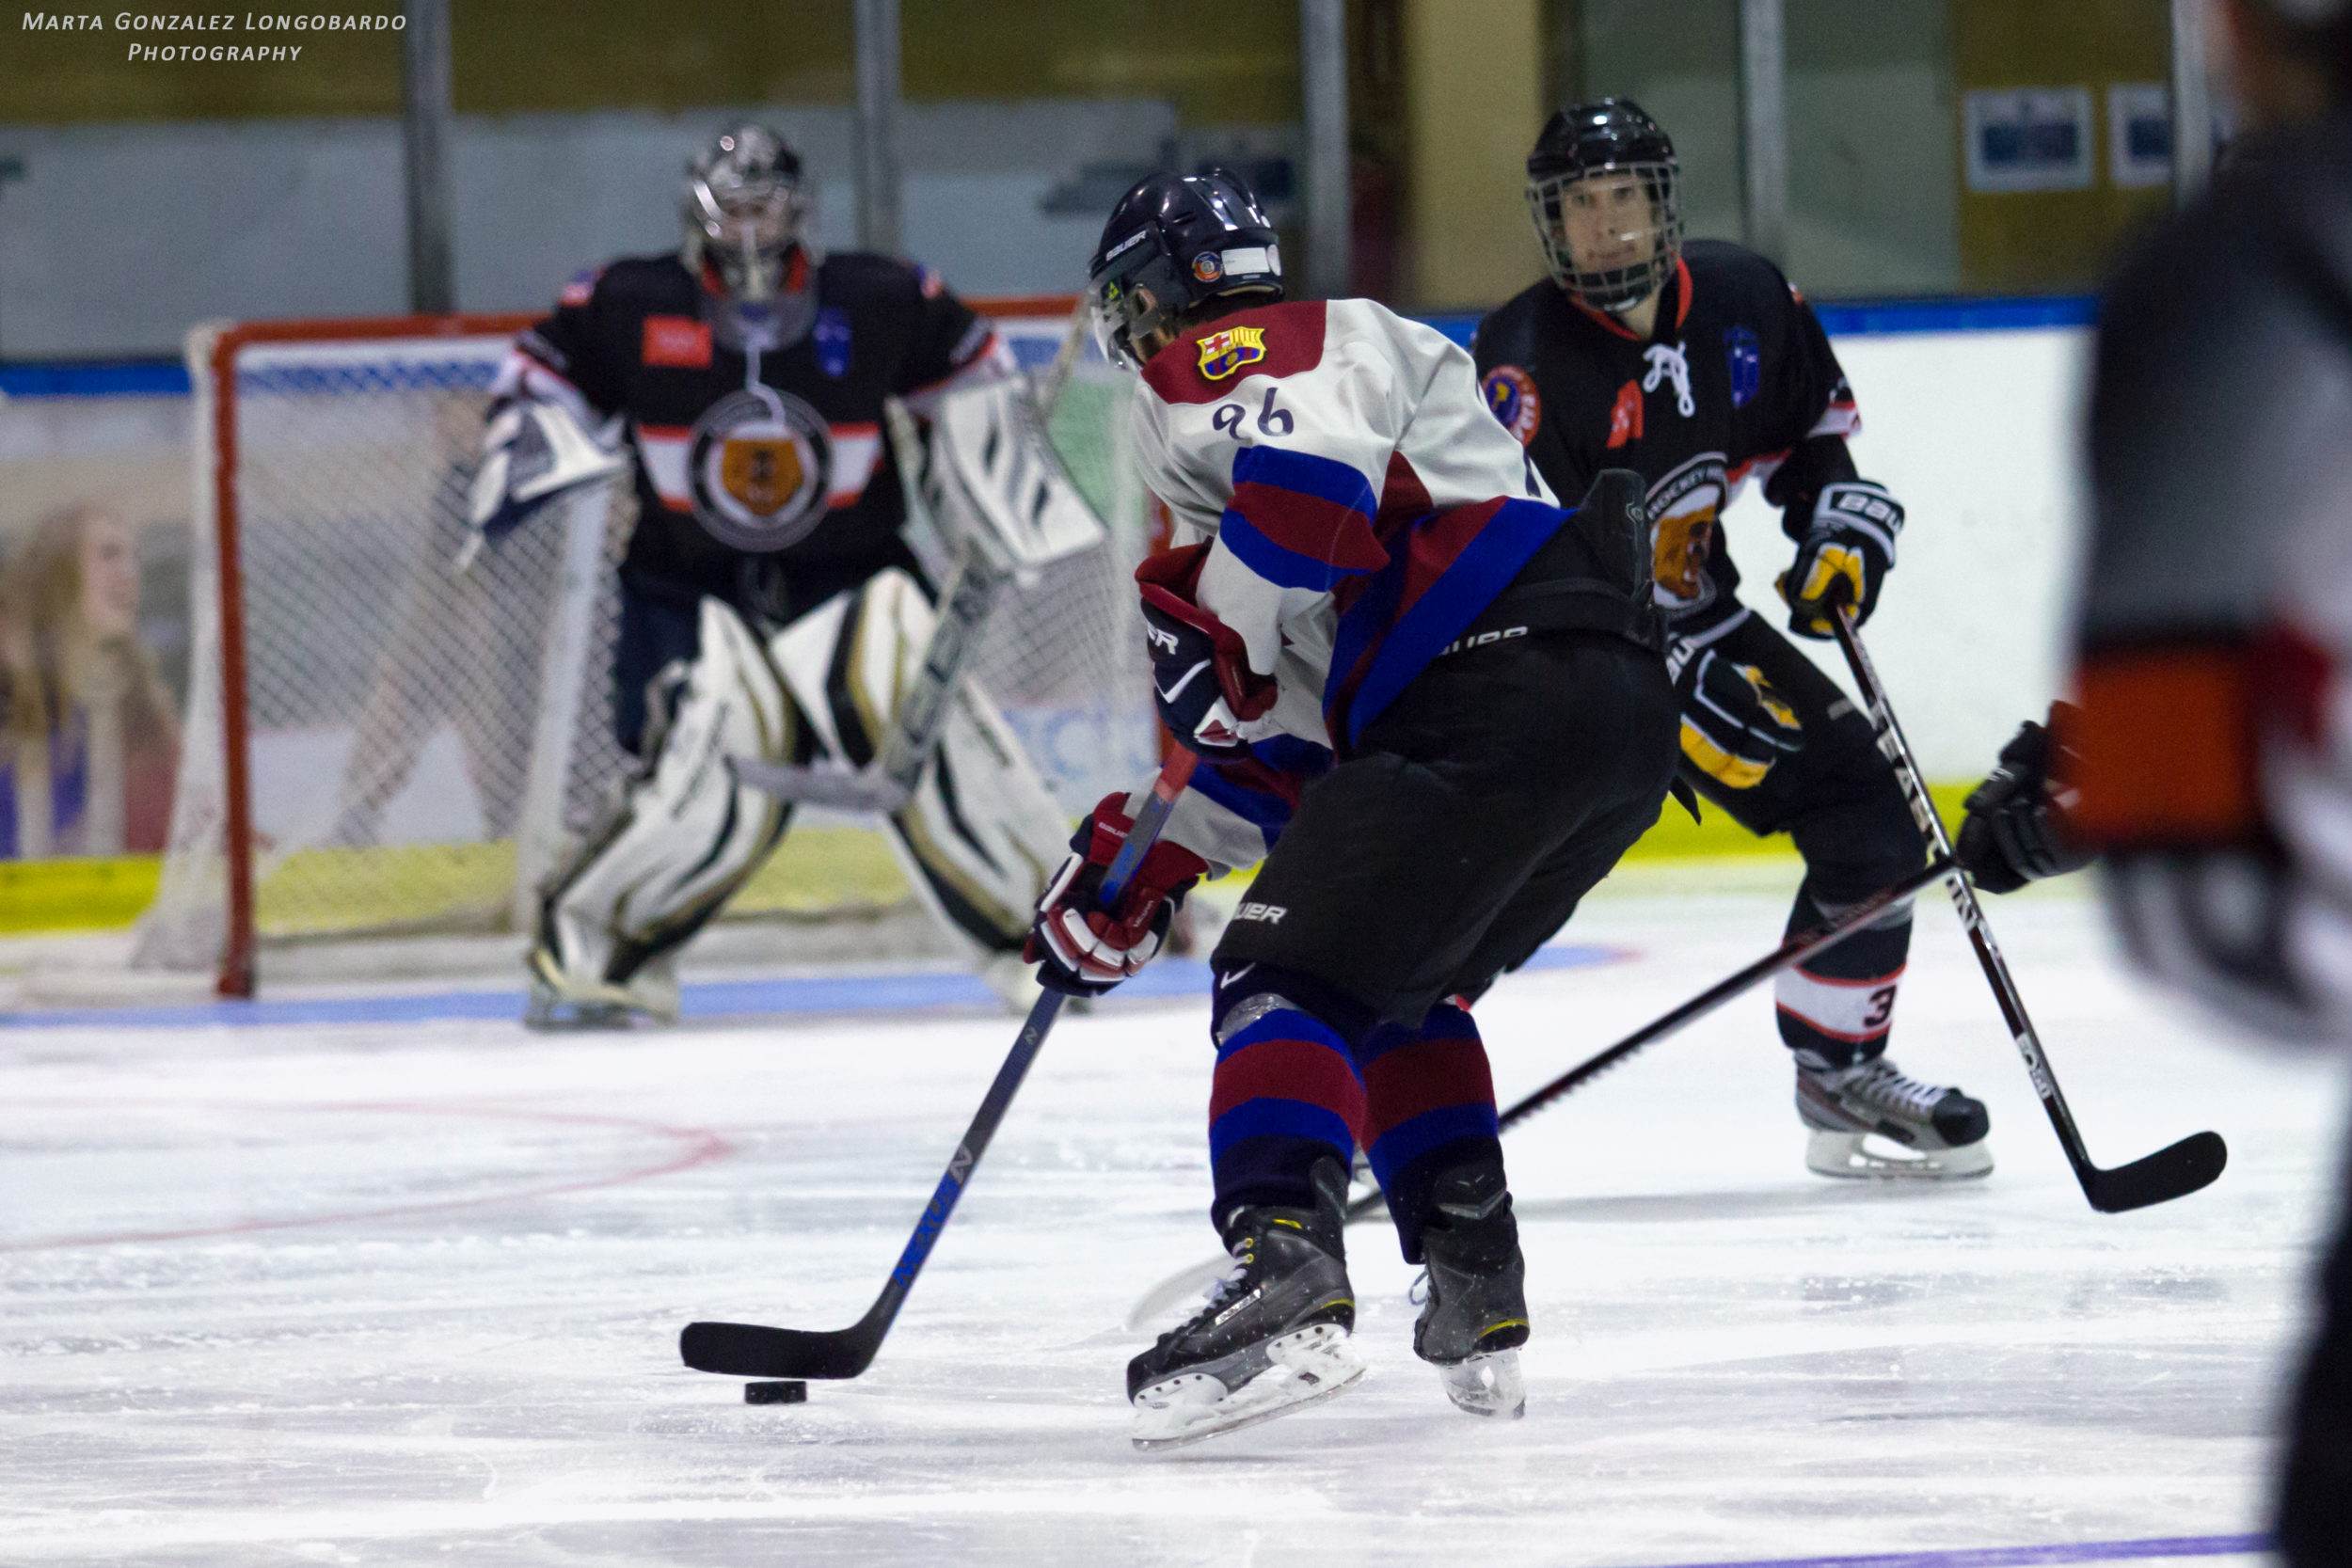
[1128,853,1957,1330]
[681,748,1199,1384]
[1828,606,2226,1214]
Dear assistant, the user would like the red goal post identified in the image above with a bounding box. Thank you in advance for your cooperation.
[146,296,1152,997]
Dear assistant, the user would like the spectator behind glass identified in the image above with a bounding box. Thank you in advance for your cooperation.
[0,504,182,858]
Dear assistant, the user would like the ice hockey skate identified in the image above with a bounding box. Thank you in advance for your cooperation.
[1128,1161,1364,1450]
[1411,1159,1530,1419]
[524,944,678,1030]
[1796,1053,1993,1180]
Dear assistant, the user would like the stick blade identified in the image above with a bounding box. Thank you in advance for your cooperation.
[680,1320,878,1381]
[2086,1131,2229,1213]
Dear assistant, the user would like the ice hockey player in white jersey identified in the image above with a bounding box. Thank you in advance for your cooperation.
[1026,168,1679,1447]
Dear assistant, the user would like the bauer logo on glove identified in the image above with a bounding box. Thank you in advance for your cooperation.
[1135,544,1280,758]
[1779,479,1902,639]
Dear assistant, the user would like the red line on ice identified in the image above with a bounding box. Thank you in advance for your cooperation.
[0,1099,733,1253]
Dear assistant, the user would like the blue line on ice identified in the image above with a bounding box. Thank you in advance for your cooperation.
[0,942,1628,1030]
[1636,1531,2272,1567]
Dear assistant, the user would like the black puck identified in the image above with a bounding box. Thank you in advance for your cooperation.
[744,1380,807,1405]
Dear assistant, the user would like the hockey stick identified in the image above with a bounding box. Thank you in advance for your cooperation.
[1827,606,2225,1213]
[1126,852,1961,1329]
[683,748,1199,1382]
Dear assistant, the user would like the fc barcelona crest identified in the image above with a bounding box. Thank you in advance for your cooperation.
[1198,325,1267,380]
[685,388,834,553]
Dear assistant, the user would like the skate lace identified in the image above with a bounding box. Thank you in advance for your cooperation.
[1408,1268,1431,1307]
[1847,1059,1946,1121]
[1154,1252,1253,1349]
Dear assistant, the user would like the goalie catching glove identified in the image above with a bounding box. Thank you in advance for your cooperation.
[1778,480,1902,638]
[1136,545,1279,759]
[463,397,626,558]
[1026,792,1210,996]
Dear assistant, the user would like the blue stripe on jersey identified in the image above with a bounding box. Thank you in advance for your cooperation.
[1232,442,1379,517]
[1324,555,1408,738]
[1217,505,1368,592]
[1340,499,1565,748]
[1191,757,1299,853]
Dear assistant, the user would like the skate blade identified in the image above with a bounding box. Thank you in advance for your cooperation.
[523,998,640,1031]
[1130,1323,1365,1451]
[1805,1130,1994,1181]
[526,958,670,1031]
[1438,1348,1526,1419]
[523,993,661,1031]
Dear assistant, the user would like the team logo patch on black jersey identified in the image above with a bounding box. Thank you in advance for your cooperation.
[644,315,713,369]
[685,388,835,553]
[1646,451,1729,613]
[1481,365,1541,445]
[1724,326,1761,409]
[815,308,852,378]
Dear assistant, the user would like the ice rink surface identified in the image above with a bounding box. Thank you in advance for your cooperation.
[3,871,2341,1567]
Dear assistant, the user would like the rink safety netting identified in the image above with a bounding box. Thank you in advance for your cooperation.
[135,309,1156,989]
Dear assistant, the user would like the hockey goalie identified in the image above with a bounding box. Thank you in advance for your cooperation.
[466,123,1083,1026]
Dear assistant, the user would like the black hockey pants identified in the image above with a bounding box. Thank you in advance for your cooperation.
[1212,627,1679,1027]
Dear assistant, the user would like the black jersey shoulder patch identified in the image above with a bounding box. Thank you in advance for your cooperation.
[1481,364,1541,445]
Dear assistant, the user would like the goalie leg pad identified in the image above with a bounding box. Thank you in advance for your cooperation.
[530,596,795,1026]
[769,568,1071,963]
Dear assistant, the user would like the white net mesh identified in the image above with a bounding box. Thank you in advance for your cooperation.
[136,311,1155,987]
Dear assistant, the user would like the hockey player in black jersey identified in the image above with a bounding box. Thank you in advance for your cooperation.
[466,124,1074,1026]
[1474,100,1990,1181]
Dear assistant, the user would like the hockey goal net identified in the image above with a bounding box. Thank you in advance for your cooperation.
[135,301,1157,995]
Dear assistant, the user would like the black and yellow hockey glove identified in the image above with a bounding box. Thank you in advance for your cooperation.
[1668,636,1805,791]
[1778,480,1902,639]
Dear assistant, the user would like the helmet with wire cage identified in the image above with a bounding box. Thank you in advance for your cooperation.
[680,124,809,306]
[1526,99,1682,313]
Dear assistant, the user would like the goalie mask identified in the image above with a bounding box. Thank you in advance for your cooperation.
[682,124,812,327]
[1527,99,1683,314]
[1088,169,1283,370]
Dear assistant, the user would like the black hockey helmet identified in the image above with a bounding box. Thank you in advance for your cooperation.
[1088,168,1283,369]
[681,124,809,306]
[1526,98,1682,312]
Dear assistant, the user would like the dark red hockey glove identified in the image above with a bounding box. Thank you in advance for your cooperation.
[1136,545,1279,759]
[1025,792,1211,996]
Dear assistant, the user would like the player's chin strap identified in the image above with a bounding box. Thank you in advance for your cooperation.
[728,367,1107,815]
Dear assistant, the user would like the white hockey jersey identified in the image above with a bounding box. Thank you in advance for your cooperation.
[1121,297,1610,871]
